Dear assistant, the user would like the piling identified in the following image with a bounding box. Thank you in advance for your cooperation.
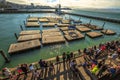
[0,50,10,63]
[102,22,106,29]
[20,25,23,31]
[14,33,18,39]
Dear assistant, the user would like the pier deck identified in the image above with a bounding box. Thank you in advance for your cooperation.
[86,32,103,38]
[39,18,49,22]
[19,30,40,35]
[76,26,91,32]
[62,19,70,24]
[101,29,116,35]
[57,24,69,27]
[42,23,57,27]
[25,22,40,27]
[18,34,41,42]
[27,17,38,22]
[42,32,62,37]
[42,28,59,33]
[8,39,41,54]
[60,27,69,31]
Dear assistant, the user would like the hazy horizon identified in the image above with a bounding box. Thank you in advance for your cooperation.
[6,0,120,9]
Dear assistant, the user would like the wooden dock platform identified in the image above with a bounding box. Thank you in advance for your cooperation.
[8,39,41,54]
[27,17,38,22]
[101,29,116,35]
[25,22,40,27]
[39,18,49,22]
[42,28,59,33]
[60,27,69,31]
[76,26,91,32]
[63,31,84,41]
[42,23,57,27]
[42,32,62,37]
[57,24,69,27]
[62,19,70,24]
[42,36,65,44]
[86,32,103,38]
[18,34,41,42]
[19,30,40,35]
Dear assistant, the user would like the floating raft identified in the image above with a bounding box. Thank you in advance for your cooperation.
[101,29,116,35]
[86,32,103,38]
[64,31,84,41]
[19,30,40,35]
[57,24,69,27]
[42,36,65,44]
[42,23,57,27]
[42,28,59,33]
[42,32,62,37]
[18,34,41,42]
[62,19,71,24]
[27,17,38,22]
[74,20,82,23]
[81,24,103,30]
[39,18,49,22]
[76,26,91,32]
[25,22,40,27]
[8,39,41,54]
[60,27,69,31]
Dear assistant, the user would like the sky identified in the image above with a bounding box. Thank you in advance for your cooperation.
[6,0,120,9]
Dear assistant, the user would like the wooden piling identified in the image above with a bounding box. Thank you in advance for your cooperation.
[88,20,92,27]
[0,50,10,63]
[14,33,18,39]
[102,22,106,28]
[20,25,23,31]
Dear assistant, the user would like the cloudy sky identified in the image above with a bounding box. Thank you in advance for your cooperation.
[6,0,120,8]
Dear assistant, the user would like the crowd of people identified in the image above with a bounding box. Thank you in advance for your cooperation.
[1,40,120,80]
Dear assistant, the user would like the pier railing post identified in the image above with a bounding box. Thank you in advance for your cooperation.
[0,50,10,63]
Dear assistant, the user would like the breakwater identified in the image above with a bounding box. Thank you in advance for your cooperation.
[63,12,120,24]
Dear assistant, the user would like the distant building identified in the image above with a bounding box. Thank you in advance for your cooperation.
[0,0,6,5]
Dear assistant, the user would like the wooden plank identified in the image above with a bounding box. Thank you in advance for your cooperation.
[86,32,103,38]
[42,36,65,44]
[60,27,69,31]
[42,23,57,27]
[27,17,38,22]
[18,34,41,42]
[42,28,59,33]
[101,29,116,35]
[76,26,91,32]
[19,30,40,35]
[62,19,71,24]
[26,22,40,27]
[57,24,69,27]
[8,39,41,54]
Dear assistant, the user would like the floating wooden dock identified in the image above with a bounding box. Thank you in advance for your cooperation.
[39,18,49,22]
[57,24,69,27]
[42,23,57,27]
[64,31,84,41]
[18,34,41,42]
[27,17,38,22]
[101,29,116,35]
[42,28,59,33]
[76,26,91,32]
[42,36,65,44]
[62,19,70,24]
[42,32,62,37]
[60,27,69,31]
[19,30,40,35]
[86,32,103,38]
[8,39,41,54]
[25,22,40,27]
[89,25,103,30]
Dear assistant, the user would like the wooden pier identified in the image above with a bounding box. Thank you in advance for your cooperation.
[8,39,41,54]
[42,28,59,33]
[101,29,116,35]
[76,26,91,32]
[60,27,69,31]
[62,19,70,24]
[42,32,62,37]
[42,23,57,27]
[39,18,49,22]
[19,30,40,35]
[25,22,40,27]
[57,24,69,27]
[63,31,84,41]
[18,34,41,42]
[86,32,103,38]
[27,17,38,22]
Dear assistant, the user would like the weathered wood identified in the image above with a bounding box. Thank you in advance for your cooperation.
[19,30,40,35]
[76,26,91,32]
[39,18,49,22]
[42,28,59,33]
[60,27,69,31]
[18,34,41,42]
[25,22,40,27]
[62,19,71,24]
[42,32,62,37]
[42,23,57,27]
[8,39,41,54]
[57,24,69,27]
[86,32,103,38]
[101,29,116,35]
